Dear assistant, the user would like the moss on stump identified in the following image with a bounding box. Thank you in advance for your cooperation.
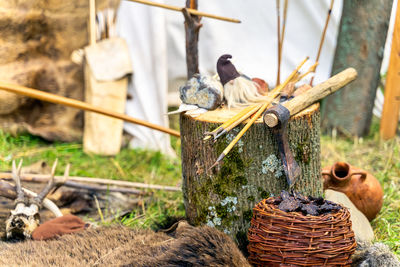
[180,103,322,250]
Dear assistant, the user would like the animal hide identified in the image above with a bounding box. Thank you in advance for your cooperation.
[352,242,400,267]
[0,221,250,267]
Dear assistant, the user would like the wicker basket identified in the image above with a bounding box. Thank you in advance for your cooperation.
[247,198,357,266]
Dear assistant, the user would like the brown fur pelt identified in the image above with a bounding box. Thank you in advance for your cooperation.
[0,221,250,267]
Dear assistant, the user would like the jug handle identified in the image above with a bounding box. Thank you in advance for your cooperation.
[350,170,367,180]
[321,170,331,176]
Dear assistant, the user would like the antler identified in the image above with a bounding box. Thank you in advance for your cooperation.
[6,159,66,239]
[32,159,59,207]
[35,163,69,217]
[12,160,25,204]
[3,160,65,222]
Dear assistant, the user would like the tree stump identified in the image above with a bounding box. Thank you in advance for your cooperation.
[180,103,322,250]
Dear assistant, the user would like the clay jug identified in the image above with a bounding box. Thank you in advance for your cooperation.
[322,162,383,221]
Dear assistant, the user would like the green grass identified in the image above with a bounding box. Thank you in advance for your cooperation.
[0,119,398,254]
[321,123,400,254]
[0,132,185,230]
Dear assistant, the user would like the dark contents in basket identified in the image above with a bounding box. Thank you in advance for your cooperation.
[265,190,342,216]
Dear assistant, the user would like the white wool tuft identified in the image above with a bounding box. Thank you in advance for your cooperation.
[223,77,268,109]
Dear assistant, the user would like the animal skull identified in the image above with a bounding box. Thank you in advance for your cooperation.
[5,159,68,240]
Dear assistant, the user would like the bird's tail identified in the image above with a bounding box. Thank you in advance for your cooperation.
[224,76,269,109]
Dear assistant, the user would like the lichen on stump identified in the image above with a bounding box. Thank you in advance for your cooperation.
[180,103,322,249]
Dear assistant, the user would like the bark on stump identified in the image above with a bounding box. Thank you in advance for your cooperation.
[180,103,322,250]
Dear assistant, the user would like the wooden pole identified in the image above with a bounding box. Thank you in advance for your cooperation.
[0,82,180,137]
[276,0,281,85]
[126,0,241,23]
[183,0,201,78]
[63,181,147,194]
[310,0,335,86]
[89,0,97,45]
[0,172,181,192]
[280,0,288,47]
[380,1,400,140]
[276,0,288,86]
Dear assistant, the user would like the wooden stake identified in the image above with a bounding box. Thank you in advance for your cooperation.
[183,0,201,78]
[276,0,281,85]
[310,0,335,86]
[280,0,288,46]
[64,181,147,194]
[212,57,309,168]
[0,172,181,192]
[89,0,97,45]
[0,82,180,137]
[126,0,241,23]
[278,0,289,86]
[276,0,288,86]
[380,0,400,140]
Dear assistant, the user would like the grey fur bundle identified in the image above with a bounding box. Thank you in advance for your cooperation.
[352,242,400,267]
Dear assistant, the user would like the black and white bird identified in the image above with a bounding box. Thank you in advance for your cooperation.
[217,54,267,109]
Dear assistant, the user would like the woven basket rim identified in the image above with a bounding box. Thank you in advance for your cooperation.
[255,197,347,219]
[247,197,357,266]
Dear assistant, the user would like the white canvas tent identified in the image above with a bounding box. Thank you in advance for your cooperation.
[116,0,344,156]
